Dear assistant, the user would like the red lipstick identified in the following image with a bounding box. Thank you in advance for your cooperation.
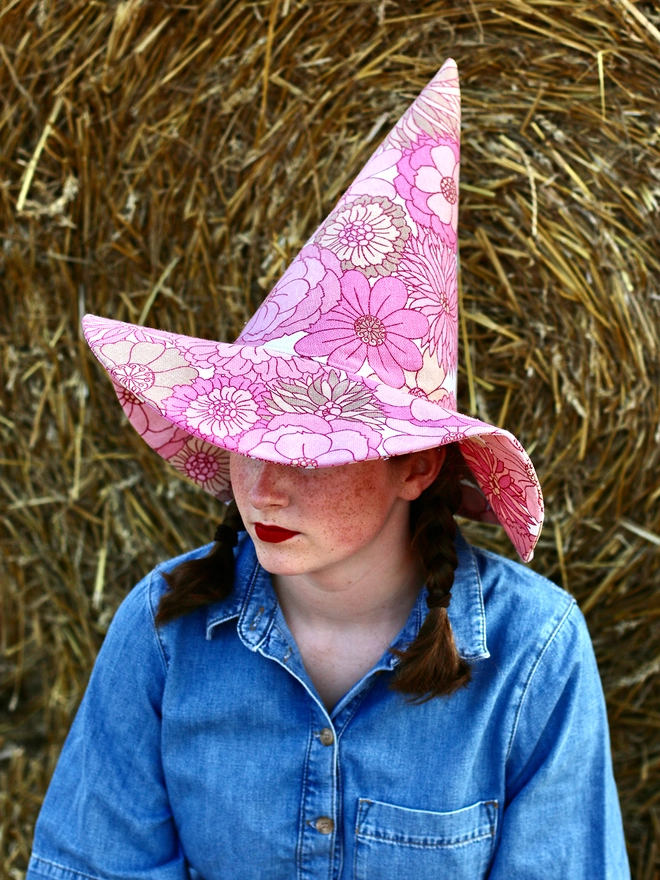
[254,523,300,543]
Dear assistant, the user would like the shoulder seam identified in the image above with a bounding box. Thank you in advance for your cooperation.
[504,597,577,767]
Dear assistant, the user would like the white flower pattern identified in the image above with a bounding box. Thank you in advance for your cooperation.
[316,196,410,277]
[81,58,544,563]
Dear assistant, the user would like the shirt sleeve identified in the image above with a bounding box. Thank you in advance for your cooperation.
[27,570,190,880]
[487,602,630,879]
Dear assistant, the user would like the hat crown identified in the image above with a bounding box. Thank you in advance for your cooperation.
[238,59,461,410]
[82,59,545,563]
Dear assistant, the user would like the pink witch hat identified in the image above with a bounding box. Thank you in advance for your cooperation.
[82,59,544,562]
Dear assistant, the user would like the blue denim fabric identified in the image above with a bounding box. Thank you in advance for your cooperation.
[28,530,630,879]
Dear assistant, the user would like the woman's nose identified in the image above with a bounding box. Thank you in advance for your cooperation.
[247,461,291,509]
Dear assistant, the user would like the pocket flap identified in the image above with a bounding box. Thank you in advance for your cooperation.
[356,798,499,848]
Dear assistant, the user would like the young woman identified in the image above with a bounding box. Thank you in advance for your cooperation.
[27,60,629,879]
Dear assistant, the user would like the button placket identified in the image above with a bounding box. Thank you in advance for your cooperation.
[298,713,338,877]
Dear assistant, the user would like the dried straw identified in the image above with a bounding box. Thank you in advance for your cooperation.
[1,1,659,875]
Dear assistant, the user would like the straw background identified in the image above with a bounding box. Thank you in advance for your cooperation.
[1,0,659,875]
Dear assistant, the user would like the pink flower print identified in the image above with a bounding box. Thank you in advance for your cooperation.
[240,347,321,382]
[82,315,166,348]
[112,380,188,460]
[83,315,135,347]
[238,414,377,467]
[83,315,179,349]
[112,362,155,393]
[168,437,231,499]
[164,376,266,447]
[316,196,410,278]
[457,478,499,525]
[238,244,341,344]
[409,396,462,424]
[217,345,322,383]
[348,145,403,201]
[395,229,458,368]
[264,369,385,427]
[388,62,461,149]
[173,338,229,371]
[294,271,428,388]
[394,139,460,247]
[115,384,143,411]
[382,416,471,456]
[405,351,456,408]
[373,382,460,423]
[104,339,197,406]
[459,435,541,560]
[174,339,321,384]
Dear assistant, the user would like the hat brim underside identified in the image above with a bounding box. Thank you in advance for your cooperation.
[83,315,543,562]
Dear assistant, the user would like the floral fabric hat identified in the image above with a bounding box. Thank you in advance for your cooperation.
[83,58,544,562]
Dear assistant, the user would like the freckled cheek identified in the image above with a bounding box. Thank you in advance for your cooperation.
[229,456,250,494]
[310,476,388,550]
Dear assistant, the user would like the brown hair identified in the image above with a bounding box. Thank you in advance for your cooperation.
[154,444,471,701]
[389,443,471,701]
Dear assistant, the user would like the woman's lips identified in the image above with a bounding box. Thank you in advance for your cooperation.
[254,523,300,543]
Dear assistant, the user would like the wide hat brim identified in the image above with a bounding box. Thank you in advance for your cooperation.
[82,315,544,562]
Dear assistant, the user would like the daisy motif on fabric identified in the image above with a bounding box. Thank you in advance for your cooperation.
[80,59,546,563]
[265,369,385,427]
[238,244,341,344]
[164,376,266,448]
[294,270,428,388]
[167,437,231,499]
[394,137,460,247]
[395,228,458,367]
[103,340,197,405]
[316,195,410,278]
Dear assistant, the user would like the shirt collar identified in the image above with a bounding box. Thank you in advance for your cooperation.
[205,528,489,661]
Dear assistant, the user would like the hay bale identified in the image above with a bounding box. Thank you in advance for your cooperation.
[0,1,658,875]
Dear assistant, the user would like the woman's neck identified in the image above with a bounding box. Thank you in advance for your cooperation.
[273,550,421,632]
[271,507,423,711]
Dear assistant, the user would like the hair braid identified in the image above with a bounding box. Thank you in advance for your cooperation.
[391,444,472,701]
[154,500,244,627]
[155,447,472,702]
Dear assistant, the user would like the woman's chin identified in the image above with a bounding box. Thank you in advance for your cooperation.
[251,542,310,577]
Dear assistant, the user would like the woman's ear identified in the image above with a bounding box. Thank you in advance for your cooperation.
[395,447,447,501]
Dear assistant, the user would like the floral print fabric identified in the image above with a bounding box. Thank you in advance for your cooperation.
[82,58,544,562]
[294,271,428,387]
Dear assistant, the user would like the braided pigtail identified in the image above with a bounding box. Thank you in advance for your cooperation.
[154,500,244,627]
[391,444,472,702]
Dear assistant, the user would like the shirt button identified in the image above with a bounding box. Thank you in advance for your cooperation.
[319,727,334,746]
[315,816,334,835]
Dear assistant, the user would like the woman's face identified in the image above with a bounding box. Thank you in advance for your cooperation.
[228,449,444,583]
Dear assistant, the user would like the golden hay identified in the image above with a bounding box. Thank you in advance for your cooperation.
[1,1,659,876]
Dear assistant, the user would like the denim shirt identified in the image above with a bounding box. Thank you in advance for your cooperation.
[28,530,630,880]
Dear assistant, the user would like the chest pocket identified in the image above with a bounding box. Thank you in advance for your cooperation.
[354,797,498,880]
